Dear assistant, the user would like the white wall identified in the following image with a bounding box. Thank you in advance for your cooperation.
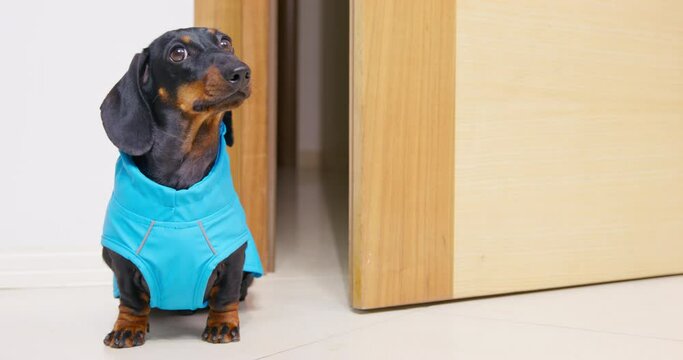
[0,0,193,287]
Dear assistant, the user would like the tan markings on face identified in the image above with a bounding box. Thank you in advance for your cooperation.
[181,35,192,44]
[207,28,216,35]
[175,79,222,153]
[174,69,234,155]
[204,66,230,97]
[176,66,232,113]
[176,80,206,113]
[157,87,169,102]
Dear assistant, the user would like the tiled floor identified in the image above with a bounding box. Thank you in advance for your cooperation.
[2,169,682,359]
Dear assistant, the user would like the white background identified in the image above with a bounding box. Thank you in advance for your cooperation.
[0,0,193,286]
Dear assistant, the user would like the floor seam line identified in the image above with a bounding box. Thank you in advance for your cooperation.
[253,309,426,359]
[441,312,683,343]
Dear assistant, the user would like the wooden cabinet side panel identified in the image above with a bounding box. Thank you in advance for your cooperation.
[351,0,456,309]
[454,0,683,298]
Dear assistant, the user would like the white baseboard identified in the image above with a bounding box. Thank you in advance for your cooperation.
[0,251,111,289]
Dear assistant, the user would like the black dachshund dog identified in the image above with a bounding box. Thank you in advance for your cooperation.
[100,27,257,348]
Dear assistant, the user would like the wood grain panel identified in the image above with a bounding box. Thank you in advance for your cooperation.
[454,0,683,298]
[350,0,456,309]
[196,0,275,271]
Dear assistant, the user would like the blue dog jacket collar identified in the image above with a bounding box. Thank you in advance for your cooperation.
[101,123,263,310]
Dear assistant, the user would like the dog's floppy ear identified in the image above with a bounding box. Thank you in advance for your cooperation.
[100,50,154,156]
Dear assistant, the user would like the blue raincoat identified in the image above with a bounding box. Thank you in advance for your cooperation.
[101,124,263,310]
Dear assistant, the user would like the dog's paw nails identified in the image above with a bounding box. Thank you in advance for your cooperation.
[133,331,146,346]
[120,330,133,347]
[202,324,239,343]
[104,328,146,348]
[230,326,240,342]
[103,331,115,346]
[111,330,123,347]
[226,326,240,342]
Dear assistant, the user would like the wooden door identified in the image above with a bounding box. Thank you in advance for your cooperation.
[351,0,683,309]
[195,0,276,271]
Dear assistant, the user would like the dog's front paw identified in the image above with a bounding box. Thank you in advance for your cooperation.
[104,327,147,348]
[202,307,240,344]
[104,306,149,348]
[202,323,239,344]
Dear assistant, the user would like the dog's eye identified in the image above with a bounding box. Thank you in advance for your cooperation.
[169,45,188,62]
[219,37,233,51]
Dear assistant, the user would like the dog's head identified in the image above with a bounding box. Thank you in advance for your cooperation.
[100,27,250,155]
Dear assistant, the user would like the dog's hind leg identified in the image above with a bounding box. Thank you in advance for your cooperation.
[102,248,151,348]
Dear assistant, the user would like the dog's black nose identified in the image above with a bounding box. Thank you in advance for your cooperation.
[227,65,250,88]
